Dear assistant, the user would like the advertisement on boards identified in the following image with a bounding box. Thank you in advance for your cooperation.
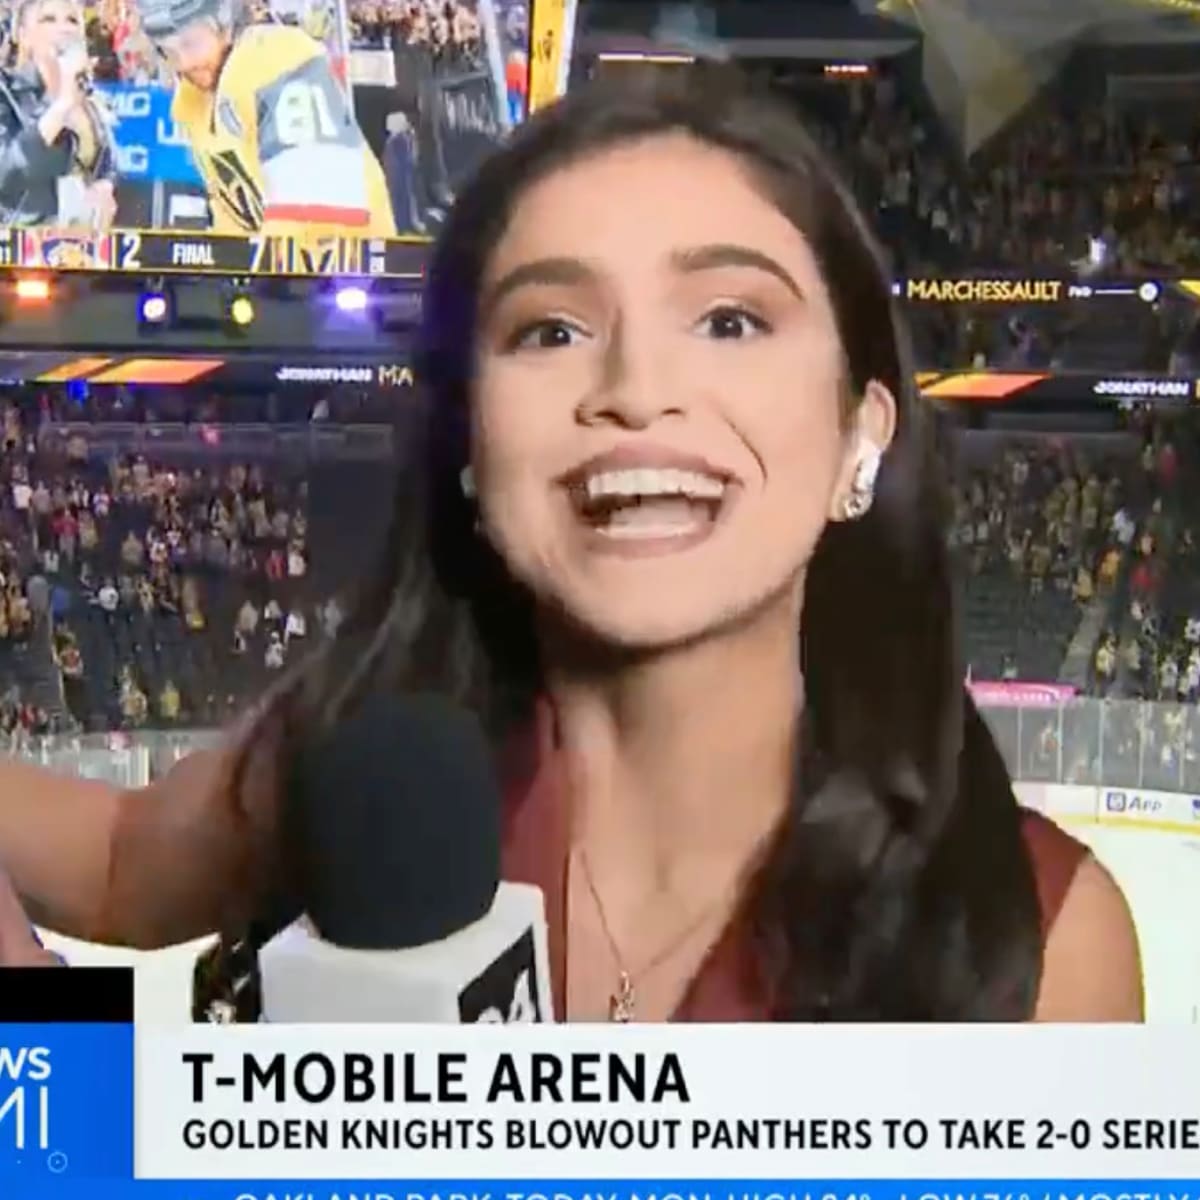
[967,679,1078,707]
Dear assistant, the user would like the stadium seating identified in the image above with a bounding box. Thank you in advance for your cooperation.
[0,61,1197,737]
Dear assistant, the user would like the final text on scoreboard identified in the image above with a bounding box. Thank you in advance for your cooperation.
[112,231,394,277]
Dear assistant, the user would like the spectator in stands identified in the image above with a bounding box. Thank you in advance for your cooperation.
[319,596,343,638]
[7,583,30,641]
[158,678,181,723]
[117,665,147,727]
[181,577,205,632]
[1093,632,1117,694]
[264,629,285,671]
[284,606,306,645]
[55,627,84,722]
[98,577,119,616]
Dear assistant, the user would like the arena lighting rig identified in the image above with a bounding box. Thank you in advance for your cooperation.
[227,292,255,329]
[13,277,51,303]
[335,285,370,313]
[139,293,169,324]
[133,272,384,327]
[137,280,171,326]
[11,271,1193,355]
[134,277,256,331]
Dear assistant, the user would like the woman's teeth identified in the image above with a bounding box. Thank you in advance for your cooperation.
[600,498,711,538]
[577,467,726,539]
[584,467,726,502]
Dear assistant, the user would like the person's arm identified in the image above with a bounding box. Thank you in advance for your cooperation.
[31,47,85,162]
[0,56,81,206]
[1034,854,1144,1022]
[0,105,73,203]
[35,98,75,152]
[0,735,266,950]
[0,863,62,964]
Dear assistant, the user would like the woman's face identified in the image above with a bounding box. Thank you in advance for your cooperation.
[471,133,887,652]
[19,0,82,60]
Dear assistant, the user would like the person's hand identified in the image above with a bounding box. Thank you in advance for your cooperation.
[87,179,117,228]
[33,44,84,114]
[0,867,61,966]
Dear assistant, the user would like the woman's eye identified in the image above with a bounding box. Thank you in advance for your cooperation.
[509,319,585,351]
[696,306,769,340]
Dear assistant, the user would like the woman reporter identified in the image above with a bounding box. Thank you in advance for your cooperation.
[0,68,1142,1021]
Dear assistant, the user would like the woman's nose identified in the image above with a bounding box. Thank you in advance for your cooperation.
[575,330,685,429]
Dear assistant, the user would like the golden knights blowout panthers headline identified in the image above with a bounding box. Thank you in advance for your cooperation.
[173,1049,1200,1156]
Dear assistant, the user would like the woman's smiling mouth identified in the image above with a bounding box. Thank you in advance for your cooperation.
[560,448,738,555]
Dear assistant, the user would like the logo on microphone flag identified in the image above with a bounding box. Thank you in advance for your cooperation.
[0,967,134,1182]
[457,927,544,1022]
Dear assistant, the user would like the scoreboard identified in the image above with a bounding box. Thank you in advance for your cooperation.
[0,228,431,279]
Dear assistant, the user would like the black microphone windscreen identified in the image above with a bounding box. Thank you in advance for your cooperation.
[286,692,502,950]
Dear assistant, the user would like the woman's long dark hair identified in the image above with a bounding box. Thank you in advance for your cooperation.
[229,66,1043,1020]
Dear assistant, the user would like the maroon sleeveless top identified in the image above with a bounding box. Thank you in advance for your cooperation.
[498,705,1088,1021]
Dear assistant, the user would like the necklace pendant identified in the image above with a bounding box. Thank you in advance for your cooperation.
[609,971,635,1023]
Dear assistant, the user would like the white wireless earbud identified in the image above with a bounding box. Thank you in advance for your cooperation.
[842,439,882,521]
[855,442,882,492]
[459,465,476,499]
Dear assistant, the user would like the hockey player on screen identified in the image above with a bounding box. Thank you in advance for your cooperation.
[134,0,396,237]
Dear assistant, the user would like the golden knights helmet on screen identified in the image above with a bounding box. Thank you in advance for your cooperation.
[136,0,239,40]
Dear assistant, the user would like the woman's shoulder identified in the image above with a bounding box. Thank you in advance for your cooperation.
[1017,807,1088,935]
[1017,808,1143,1021]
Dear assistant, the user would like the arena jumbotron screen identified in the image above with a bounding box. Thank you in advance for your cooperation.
[0,0,532,277]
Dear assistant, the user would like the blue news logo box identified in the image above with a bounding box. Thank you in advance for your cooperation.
[0,968,134,1181]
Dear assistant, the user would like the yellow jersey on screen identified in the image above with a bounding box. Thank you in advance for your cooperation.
[171,22,396,238]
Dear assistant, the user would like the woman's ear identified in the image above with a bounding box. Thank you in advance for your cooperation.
[856,379,898,454]
[828,380,898,523]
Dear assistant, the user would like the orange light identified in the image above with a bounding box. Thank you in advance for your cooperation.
[15,278,50,301]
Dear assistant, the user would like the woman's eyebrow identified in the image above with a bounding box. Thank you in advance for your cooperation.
[480,256,597,318]
[668,243,805,302]
[480,244,804,316]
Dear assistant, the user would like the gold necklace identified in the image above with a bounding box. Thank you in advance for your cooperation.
[575,848,724,1023]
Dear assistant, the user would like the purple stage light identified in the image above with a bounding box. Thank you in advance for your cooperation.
[335,286,369,313]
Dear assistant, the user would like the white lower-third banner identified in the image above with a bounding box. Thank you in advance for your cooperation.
[134,1025,1200,1178]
